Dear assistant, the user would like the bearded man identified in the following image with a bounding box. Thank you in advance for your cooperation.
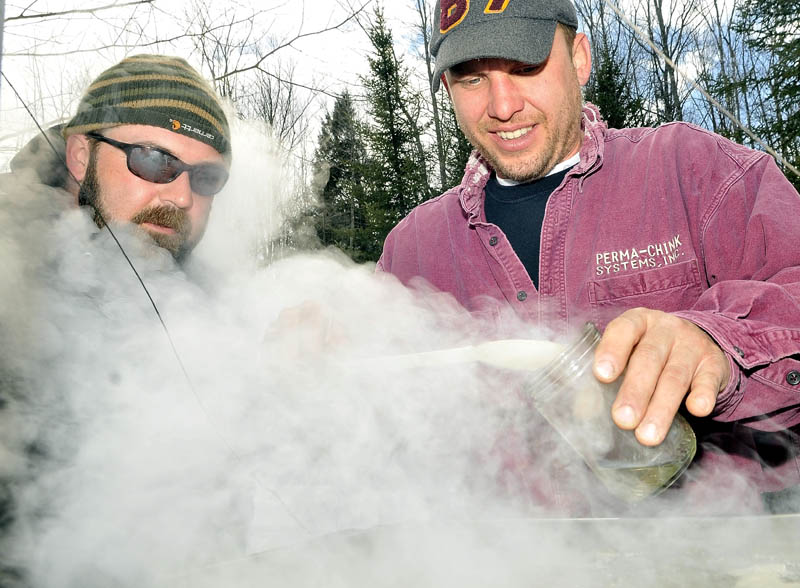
[0,54,232,585]
[5,53,231,261]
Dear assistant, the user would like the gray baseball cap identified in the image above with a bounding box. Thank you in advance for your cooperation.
[431,0,579,92]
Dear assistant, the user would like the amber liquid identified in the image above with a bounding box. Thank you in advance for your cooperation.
[593,459,687,502]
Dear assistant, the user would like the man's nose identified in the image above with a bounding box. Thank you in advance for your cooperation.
[159,171,193,209]
[486,74,525,121]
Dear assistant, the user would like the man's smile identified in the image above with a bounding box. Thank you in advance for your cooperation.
[496,126,533,140]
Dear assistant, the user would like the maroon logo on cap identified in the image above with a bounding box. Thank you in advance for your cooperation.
[484,0,509,13]
[440,0,512,33]
[440,0,469,33]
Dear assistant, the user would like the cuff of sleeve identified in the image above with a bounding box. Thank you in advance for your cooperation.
[713,352,742,415]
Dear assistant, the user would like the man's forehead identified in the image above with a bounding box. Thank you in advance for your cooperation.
[448,57,543,74]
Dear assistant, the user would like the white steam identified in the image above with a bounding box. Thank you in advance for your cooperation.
[0,122,543,587]
[0,122,796,588]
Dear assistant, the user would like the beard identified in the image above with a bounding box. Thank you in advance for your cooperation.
[78,153,194,262]
[457,84,585,183]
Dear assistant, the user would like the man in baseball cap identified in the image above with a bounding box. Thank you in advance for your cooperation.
[378,1,800,509]
[431,0,587,182]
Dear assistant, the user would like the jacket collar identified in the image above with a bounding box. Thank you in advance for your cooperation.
[458,103,608,223]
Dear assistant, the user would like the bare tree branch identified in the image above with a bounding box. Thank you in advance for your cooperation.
[3,11,268,58]
[255,67,341,100]
[213,1,370,82]
[4,0,154,22]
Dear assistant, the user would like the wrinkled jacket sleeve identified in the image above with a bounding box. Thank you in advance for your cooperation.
[376,244,389,273]
[376,229,397,275]
[377,209,417,278]
[673,153,800,431]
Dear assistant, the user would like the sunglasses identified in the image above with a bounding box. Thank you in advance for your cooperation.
[86,132,229,197]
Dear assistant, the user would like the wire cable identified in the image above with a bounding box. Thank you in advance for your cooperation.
[1,66,313,536]
[1,69,197,387]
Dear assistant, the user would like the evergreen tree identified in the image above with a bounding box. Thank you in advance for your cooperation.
[584,44,650,129]
[438,93,473,187]
[312,91,371,261]
[360,7,432,260]
[737,0,800,188]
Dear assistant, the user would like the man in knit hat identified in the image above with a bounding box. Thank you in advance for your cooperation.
[0,54,233,584]
[5,53,231,261]
[378,0,800,510]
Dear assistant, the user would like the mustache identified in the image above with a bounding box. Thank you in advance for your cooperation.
[130,206,191,237]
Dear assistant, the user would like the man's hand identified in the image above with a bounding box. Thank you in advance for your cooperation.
[265,300,349,358]
[592,308,730,446]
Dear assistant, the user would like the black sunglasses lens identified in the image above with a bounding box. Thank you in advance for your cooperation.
[189,165,229,196]
[128,147,182,184]
[121,141,227,196]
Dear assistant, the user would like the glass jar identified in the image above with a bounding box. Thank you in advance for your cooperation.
[524,323,697,502]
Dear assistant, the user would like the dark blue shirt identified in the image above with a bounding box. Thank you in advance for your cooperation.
[484,168,570,289]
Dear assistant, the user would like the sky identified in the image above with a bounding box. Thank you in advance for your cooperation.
[0,0,747,167]
[0,0,425,166]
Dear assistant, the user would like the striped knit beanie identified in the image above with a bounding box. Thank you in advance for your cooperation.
[63,54,230,156]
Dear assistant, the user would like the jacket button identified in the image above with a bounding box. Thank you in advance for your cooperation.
[786,371,800,386]
[517,291,527,302]
[733,346,745,358]
[489,236,498,246]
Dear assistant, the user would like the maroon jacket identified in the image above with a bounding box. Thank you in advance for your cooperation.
[378,104,800,497]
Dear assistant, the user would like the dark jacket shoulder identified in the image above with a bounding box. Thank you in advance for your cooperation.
[7,125,69,189]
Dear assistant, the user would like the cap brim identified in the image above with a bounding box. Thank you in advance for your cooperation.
[432,18,558,92]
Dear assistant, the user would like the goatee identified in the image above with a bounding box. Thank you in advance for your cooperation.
[130,206,192,261]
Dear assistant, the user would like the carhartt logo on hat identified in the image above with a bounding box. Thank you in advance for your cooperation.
[431,0,579,92]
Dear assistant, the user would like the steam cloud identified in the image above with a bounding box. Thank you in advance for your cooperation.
[1,122,797,587]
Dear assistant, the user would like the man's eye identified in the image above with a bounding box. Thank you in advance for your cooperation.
[459,76,482,86]
[516,65,542,75]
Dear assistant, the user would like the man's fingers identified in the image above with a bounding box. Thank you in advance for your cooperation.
[594,309,729,446]
[611,335,671,431]
[635,359,723,445]
[601,311,675,431]
[593,311,647,382]
[633,344,698,445]
[684,357,727,417]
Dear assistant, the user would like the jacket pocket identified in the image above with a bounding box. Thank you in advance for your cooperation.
[588,259,703,325]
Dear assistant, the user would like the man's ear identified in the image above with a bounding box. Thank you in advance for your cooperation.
[572,32,592,87]
[65,134,91,182]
